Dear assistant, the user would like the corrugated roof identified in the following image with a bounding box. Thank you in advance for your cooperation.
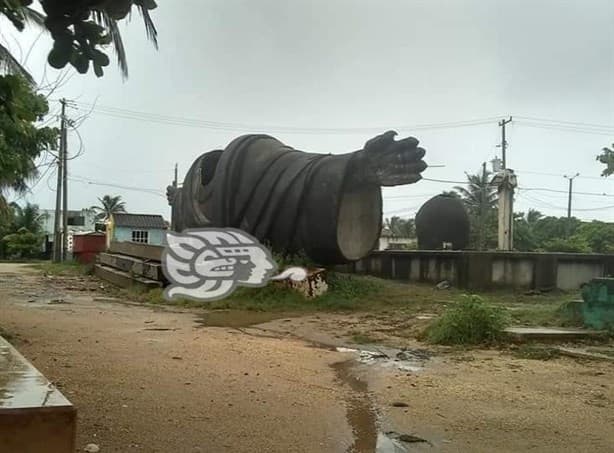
[113,213,166,229]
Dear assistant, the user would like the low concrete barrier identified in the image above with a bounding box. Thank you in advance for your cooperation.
[0,336,76,452]
[340,250,614,291]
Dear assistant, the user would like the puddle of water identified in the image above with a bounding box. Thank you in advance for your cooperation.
[376,433,408,452]
[331,360,378,453]
[332,360,431,453]
[337,346,430,373]
[195,310,292,328]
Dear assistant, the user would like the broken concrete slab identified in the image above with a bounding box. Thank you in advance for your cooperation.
[505,326,607,342]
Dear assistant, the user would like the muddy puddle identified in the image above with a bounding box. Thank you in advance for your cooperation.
[333,359,432,453]
[195,310,294,328]
[337,346,431,373]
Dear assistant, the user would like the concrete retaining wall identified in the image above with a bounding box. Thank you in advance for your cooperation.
[340,250,614,290]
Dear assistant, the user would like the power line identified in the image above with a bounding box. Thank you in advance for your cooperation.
[421,177,467,184]
[514,116,614,132]
[516,120,614,137]
[514,169,607,181]
[68,175,166,197]
[517,192,614,212]
[65,100,501,135]
[518,187,614,198]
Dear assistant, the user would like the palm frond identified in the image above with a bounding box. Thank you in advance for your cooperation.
[136,4,158,49]
[92,11,129,78]
[22,7,46,27]
[0,42,34,84]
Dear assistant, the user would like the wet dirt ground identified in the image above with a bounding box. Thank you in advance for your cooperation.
[1,263,614,452]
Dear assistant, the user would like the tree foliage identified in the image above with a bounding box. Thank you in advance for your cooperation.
[513,212,613,254]
[597,145,613,177]
[91,194,126,221]
[384,216,415,237]
[12,201,46,234]
[2,226,42,258]
[453,168,498,250]
[1,0,158,79]
[0,201,45,258]
[0,74,58,195]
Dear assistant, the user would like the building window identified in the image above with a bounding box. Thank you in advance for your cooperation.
[131,230,149,244]
[68,216,85,226]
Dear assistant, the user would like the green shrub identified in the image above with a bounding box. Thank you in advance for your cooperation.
[427,295,509,345]
[2,228,43,259]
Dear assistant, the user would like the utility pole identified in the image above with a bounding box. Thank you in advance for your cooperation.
[170,163,178,231]
[494,116,516,251]
[498,117,512,169]
[564,173,580,219]
[52,100,66,262]
[61,99,68,261]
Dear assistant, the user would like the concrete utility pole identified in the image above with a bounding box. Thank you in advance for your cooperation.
[499,117,512,169]
[52,100,66,262]
[493,117,516,251]
[496,170,517,250]
[170,163,178,231]
[564,173,580,218]
[61,99,68,261]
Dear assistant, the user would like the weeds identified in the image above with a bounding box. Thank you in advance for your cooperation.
[30,260,92,276]
[427,295,510,345]
[131,272,388,312]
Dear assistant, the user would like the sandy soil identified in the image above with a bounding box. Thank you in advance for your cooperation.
[1,263,613,452]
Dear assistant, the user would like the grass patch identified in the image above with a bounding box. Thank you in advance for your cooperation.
[130,272,446,313]
[29,260,91,276]
[426,295,510,345]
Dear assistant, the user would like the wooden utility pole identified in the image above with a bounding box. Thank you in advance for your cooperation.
[52,100,66,262]
[564,173,580,218]
[61,99,68,261]
[499,117,512,169]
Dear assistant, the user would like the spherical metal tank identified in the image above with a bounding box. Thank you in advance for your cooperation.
[415,195,470,250]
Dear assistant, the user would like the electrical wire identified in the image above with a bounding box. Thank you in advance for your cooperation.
[516,120,614,137]
[68,175,166,198]
[514,116,614,132]
[518,187,614,198]
[62,101,502,135]
[514,169,607,181]
[517,192,614,212]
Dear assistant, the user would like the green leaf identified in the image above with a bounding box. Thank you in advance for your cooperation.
[93,62,104,77]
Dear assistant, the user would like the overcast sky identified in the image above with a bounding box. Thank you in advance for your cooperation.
[7,0,614,221]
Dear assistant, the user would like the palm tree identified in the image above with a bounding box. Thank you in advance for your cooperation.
[1,1,157,80]
[0,7,46,83]
[12,202,47,234]
[454,169,498,212]
[384,216,415,237]
[91,195,127,222]
[454,166,498,250]
[526,208,543,225]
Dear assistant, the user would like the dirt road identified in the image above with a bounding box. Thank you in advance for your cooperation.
[1,263,613,452]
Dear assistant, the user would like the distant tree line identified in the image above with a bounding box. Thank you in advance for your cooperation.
[385,167,614,254]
